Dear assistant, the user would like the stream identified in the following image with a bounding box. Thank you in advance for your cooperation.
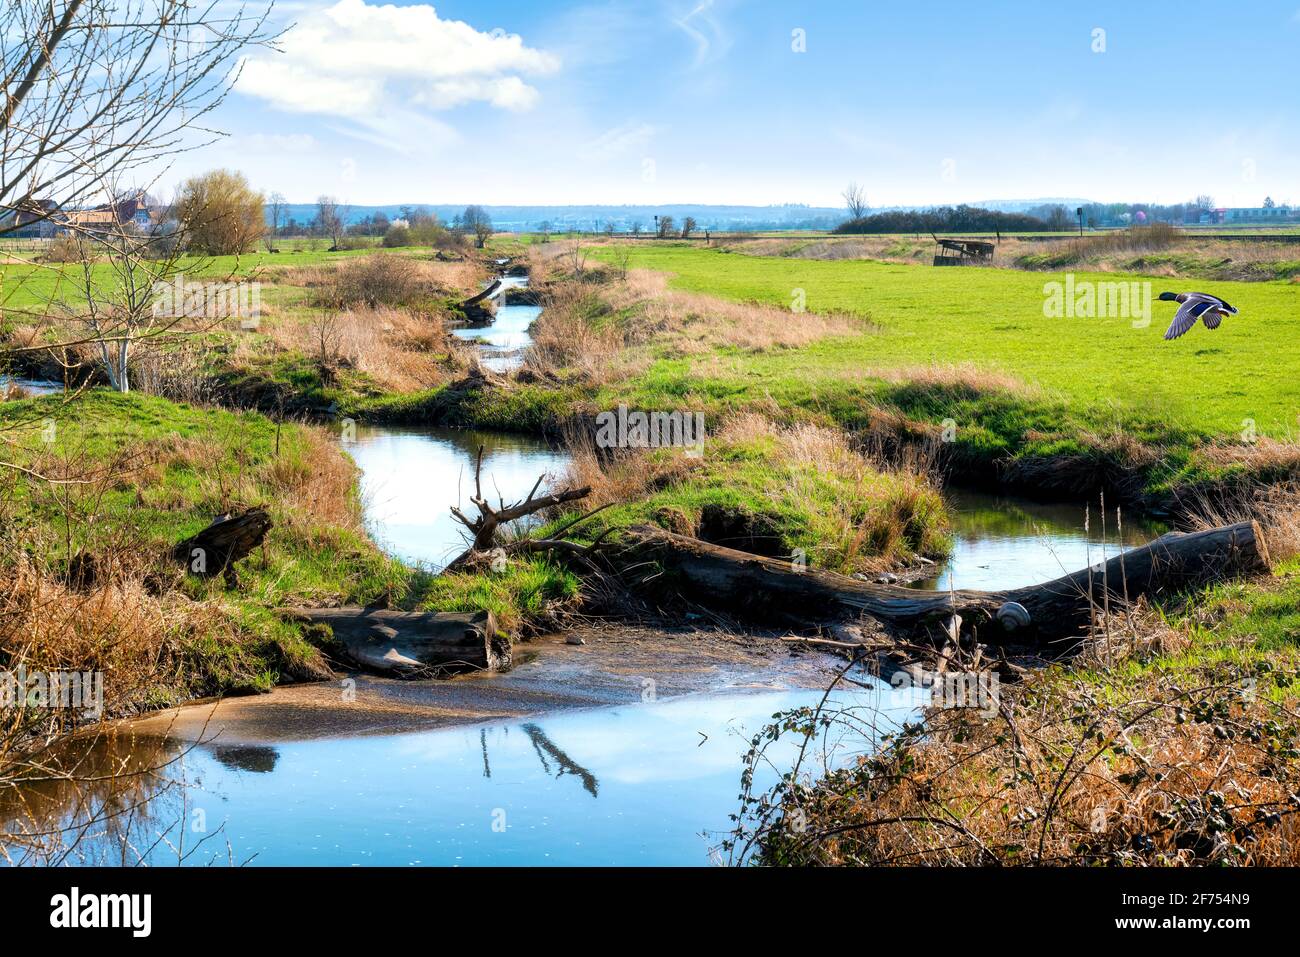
[1,281,1164,866]
[451,273,537,372]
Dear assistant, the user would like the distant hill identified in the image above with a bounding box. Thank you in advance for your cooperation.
[268,199,1103,233]
[272,203,848,233]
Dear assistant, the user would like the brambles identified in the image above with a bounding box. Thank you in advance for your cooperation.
[728,659,1300,866]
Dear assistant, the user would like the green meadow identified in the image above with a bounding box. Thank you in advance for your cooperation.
[592,243,1300,439]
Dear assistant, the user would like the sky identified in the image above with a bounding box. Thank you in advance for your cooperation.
[158,0,1300,208]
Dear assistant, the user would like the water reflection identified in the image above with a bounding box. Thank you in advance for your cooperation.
[5,683,920,866]
[522,722,599,797]
[0,733,196,866]
[911,488,1163,591]
[343,425,569,569]
[452,274,536,371]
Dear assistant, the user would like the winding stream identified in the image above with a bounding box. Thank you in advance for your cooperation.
[1,285,1164,866]
[451,273,537,372]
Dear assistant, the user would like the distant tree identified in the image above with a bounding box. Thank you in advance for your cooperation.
[1045,205,1071,231]
[604,220,617,236]
[538,220,552,243]
[656,215,675,238]
[843,182,868,220]
[175,169,264,255]
[835,205,1054,235]
[462,205,493,248]
[630,220,643,238]
[1264,196,1276,209]
[680,216,697,238]
[265,191,285,251]
[316,195,344,248]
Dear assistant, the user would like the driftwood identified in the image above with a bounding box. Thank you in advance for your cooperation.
[620,521,1270,645]
[445,446,593,569]
[285,607,507,676]
[174,508,272,577]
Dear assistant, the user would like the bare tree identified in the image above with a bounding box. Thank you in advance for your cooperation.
[842,182,868,220]
[566,240,588,278]
[656,215,675,238]
[629,220,643,238]
[0,1,277,239]
[0,0,277,411]
[462,205,493,249]
[316,195,343,249]
[57,205,224,393]
[680,216,697,239]
[613,245,632,279]
[265,191,286,251]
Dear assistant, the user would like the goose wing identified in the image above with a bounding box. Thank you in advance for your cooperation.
[1164,295,1218,340]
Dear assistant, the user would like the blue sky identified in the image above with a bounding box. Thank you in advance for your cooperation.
[164,0,1300,207]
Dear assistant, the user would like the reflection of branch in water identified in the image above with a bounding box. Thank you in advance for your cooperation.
[480,728,491,779]
[0,706,247,865]
[521,723,598,797]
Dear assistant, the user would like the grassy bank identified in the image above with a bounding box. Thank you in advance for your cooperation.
[0,389,579,724]
[551,414,950,575]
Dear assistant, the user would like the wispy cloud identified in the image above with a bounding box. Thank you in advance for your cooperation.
[672,0,731,69]
[577,121,664,161]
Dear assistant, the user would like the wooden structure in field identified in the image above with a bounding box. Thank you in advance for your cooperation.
[932,233,995,266]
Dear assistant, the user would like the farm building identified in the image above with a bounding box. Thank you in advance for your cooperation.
[1,194,157,239]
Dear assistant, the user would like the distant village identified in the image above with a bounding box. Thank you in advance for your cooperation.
[1,193,157,239]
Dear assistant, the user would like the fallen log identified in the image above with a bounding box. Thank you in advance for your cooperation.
[174,508,272,577]
[284,607,507,676]
[458,279,502,323]
[619,520,1270,645]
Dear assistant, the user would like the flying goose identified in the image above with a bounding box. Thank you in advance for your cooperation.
[1158,291,1237,341]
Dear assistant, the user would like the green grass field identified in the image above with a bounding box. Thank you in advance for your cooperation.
[592,243,1300,439]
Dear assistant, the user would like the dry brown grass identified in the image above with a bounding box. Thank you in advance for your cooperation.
[259,422,362,532]
[555,420,701,510]
[857,360,1035,398]
[273,253,485,305]
[724,227,1300,283]
[0,524,240,747]
[525,269,870,383]
[1185,480,1300,565]
[732,658,1300,866]
[265,305,462,392]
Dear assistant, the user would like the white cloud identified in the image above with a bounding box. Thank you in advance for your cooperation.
[577,121,664,162]
[237,0,559,129]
